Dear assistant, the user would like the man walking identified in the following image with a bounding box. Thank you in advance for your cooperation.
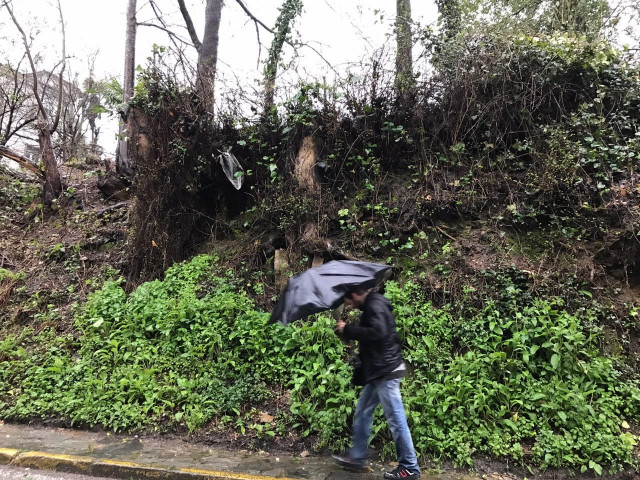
[332,287,420,479]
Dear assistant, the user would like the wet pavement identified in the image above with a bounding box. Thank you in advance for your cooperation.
[0,423,480,480]
[0,464,114,480]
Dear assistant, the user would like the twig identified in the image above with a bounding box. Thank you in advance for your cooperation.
[96,201,130,217]
[147,0,193,54]
[137,22,191,47]
[435,225,455,241]
[234,0,273,33]
[0,254,14,269]
[234,0,338,74]
[50,0,66,134]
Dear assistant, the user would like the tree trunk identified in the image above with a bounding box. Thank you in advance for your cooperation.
[37,122,63,203]
[395,0,414,107]
[262,0,303,115]
[116,0,137,179]
[4,0,65,203]
[197,0,223,116]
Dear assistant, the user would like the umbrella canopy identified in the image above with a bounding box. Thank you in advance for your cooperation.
[270,260,391,325]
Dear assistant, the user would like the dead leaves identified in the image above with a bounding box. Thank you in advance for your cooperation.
[258,412,274,423]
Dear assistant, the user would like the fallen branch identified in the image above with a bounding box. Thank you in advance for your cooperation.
[0,145,44,179]
[0,254,15,269]
[96,201,130,217]
[435,225,456,241]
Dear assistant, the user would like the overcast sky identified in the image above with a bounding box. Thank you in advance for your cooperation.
[2,1,636,156]
[1,0,440,154]
[3,1,437,81]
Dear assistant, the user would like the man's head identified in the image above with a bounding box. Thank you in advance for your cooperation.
[343,286,369,308]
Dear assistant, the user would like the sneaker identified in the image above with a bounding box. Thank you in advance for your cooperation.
[331,453,366,471]
[383,466,420,480]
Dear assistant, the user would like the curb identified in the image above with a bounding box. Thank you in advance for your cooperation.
[0,448,299,480]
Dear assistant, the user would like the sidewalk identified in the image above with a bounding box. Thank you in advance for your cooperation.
[0,422,478,480]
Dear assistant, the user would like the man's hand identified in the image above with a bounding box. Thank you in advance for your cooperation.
[336,320,346,334]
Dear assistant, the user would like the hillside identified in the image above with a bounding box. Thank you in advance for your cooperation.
[1,32,640,478]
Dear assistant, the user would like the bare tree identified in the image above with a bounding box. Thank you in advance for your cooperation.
[115,0,137,179]
[177,0,223,116]
[262,0,303,115]
[235,0,336,81]
[78,53,103,162]
[395,0,414,108]
[18,69,97,164]
[0,54,97,174]
[57,71,95,164]
[0,55,37,146]
[198,0,223,115]
[3,0,65,203]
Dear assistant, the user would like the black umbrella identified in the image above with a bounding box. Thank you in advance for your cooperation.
[269,260,391,325]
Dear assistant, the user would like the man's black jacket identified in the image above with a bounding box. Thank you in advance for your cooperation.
[343,292,403,384]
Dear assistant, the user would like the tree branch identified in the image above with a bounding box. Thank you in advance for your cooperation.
[254,19,262,70]
[138,22,191,47]
[234,0,274,33]
[298,41,340,76]
[147,0,190,53]
[3,0,48,121]
[13,132,38,142]
[177,0,201,50]
[234,0,338,75]
[7,116,38,142]
[50,0,66,133]
[0,145,45,178]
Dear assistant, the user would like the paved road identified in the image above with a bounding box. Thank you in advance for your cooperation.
[0,465,114,480]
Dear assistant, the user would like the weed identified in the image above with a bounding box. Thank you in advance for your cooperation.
[1,256,638,474]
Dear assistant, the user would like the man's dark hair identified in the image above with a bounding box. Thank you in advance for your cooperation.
[345,286,368,297]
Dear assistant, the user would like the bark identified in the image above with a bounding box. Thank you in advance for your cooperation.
[177,0,202,50]
[116,0,137,179]
[395,0,414,106]
[37,121,63,203]
[123,0,137,104]
[196,0,223,116]
[50,0,66,134]
[294,135,319,195]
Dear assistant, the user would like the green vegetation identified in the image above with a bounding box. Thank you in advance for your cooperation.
[0,256,351,440]
[2,3,639,478]
[1,255,638,474]
[0,171,40,219]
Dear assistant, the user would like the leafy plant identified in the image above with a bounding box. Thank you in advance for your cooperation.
[1,256,638,474]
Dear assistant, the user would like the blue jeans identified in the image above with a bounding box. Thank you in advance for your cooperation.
[348,377,420,472]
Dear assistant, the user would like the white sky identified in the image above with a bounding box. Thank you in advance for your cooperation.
[10,0,438,83]
[1,0,439,155]
[2,1,636,156]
